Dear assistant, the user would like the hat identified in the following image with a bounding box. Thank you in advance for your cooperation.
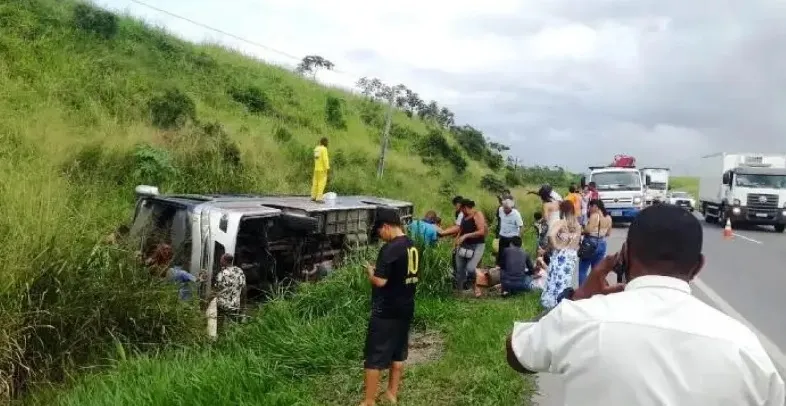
[374,208,402,230]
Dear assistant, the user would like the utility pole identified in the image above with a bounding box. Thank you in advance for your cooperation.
[376,91,395,179]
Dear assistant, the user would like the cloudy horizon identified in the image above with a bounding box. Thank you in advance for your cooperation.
[97,0,786,176]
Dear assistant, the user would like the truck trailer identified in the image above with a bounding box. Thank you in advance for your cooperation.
[698,153,786,232]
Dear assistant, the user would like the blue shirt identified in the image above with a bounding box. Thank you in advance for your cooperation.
[408,220,438,245]
[168,266,196,300]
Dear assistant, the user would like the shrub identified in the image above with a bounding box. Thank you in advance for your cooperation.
[504,170,522,188]
[390,124,420,140]
[229,86,270,114]
[359,101,384,128]
[273,127,293,143]
[324,96,346,129]
[486,152,504,171]
[201,122,241,168]
[480,174,507,194]
[148,89,196,130]
[73,3,118,40]
[438,181,453,198]
[132,144,177,185]
[418,130,467,174]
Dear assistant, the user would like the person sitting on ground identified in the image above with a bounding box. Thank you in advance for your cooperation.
[215,253,247,323]
[506,204,785,405]
[146,243,202,300]
[473,264,501,298]
[500,236,536,297]
[408,210,442,246]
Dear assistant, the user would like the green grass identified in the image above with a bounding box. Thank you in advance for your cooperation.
[671,176,699,198]
[27,243,540,406]
[0,0,555,402]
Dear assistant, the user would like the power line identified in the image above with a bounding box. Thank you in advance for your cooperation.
[127,0,358,78]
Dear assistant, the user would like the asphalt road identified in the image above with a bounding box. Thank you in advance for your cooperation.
[532,213,786,405]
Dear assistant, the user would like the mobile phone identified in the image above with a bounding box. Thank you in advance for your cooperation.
[612,253,627,283]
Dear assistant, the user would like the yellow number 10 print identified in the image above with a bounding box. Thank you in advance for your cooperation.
[406,246,419,285]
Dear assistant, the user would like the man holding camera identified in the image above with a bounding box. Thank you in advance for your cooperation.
[505,204,784,405]
[361,210,419,406]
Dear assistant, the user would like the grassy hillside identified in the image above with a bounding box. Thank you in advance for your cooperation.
[0,0,571,402]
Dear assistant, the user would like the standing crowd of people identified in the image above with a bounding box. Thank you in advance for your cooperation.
[368,181,784,405]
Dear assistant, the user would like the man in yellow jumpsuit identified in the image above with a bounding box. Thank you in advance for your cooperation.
[311,137,330,202]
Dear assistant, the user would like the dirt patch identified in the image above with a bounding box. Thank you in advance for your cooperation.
[407,330,444,365]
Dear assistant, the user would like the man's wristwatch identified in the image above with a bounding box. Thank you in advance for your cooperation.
[556,287,575,303]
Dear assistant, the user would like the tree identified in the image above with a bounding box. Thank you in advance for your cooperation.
[488,142,510,153]
[437,107,455,128]
[296,55,335,79]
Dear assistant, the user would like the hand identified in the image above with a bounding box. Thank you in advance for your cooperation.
[573,253,626,300]
[454,235,465,247]
[365,262,375,278]
[197,271,208,282]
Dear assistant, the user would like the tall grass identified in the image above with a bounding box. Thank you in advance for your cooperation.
[28,242,540,405]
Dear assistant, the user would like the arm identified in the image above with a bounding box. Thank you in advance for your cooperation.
[367,247,399,288]
[604,216,612,237]
[547,219,565,247]
[525,254,535,275]
[439,225,460,237]
[323,148,330,171]
[505,304,567,374]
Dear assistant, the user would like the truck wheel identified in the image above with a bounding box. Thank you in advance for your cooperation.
[775,224,785,233]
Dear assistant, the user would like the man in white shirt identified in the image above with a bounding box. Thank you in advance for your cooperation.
[496,199,523,267]
[505,204,785,405]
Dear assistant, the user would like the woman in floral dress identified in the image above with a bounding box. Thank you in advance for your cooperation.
[540,200,582,309]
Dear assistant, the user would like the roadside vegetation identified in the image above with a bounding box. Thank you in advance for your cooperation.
[0,0,579,402]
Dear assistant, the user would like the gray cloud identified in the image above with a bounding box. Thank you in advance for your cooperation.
[347,0,786,174]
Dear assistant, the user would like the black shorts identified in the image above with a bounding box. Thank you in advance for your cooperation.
[364,316,412,370]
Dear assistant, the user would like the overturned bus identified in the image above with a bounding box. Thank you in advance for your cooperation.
[128,185,414,299]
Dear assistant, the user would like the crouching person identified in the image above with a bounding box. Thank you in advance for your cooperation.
[500,236,536,297]
[215,253,246,326]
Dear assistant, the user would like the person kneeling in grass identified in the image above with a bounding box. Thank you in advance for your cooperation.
[361,209,419,406]
[500,236,537,297]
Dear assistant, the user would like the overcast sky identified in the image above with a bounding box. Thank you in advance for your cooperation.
[98,0,786,175]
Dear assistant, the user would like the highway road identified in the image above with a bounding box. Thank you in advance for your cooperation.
[533,213,786,405]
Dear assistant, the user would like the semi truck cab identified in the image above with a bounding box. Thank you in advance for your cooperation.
[640,167,670,205]
[716,167,786,232]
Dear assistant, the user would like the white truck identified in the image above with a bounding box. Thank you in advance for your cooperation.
[698,153,786,232]
[640,167,670,205]
[582,165,649,223]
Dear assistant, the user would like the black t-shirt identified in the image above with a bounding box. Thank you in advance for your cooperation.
[371,235,418,319]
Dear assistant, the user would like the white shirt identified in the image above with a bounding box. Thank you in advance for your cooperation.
[550,190,563,201]
[455,212,464,226]
[498,207,523,237]
[511,275,785,406]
